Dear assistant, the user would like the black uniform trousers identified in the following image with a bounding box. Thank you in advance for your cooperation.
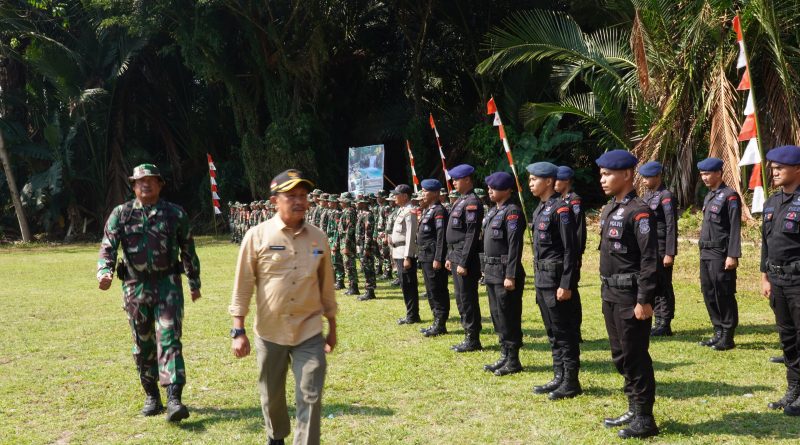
[699,258,738,330]
[420,261,450,320]
[654,256,676,321]
[395,258,420,319]
[486,280,523,349]
[771,283,800,384]
[536,287,581,370]
[602,300,656,410]
[453,258,482,335]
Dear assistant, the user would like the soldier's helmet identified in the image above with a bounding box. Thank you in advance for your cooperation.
[128,163,164,184]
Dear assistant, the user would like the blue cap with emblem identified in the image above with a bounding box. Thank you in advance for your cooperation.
[697,157,723,172]
[638,161,663,177]
[596,150,638,170]
[526,162,558,178]
[556,166,574,180]
[449,164,475,179]
[420,178,442,191]
[766,145,800,166]
[485,172,515,190]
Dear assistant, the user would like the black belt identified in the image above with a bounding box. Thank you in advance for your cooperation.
[534,260,563,271]
[484,256,507,265]
[392,241,406,247]
[600,273,638,289]
[448,241,465,249]
[767,261,800,275]
[699,240,724,249]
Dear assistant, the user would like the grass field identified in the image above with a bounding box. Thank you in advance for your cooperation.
[1,233,799,444]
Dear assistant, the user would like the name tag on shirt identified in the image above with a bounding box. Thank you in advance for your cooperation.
[269,245,286,250]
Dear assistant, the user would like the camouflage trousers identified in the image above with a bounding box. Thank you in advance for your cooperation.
[332,248,345,283]
[380,243,392,276]
[344,252,359,287]
[360,248,377,289]
[122,275,186,388]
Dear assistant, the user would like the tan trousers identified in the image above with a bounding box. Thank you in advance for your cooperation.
[255,334,327,445]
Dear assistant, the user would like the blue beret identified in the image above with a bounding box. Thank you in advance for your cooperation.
[449,164,475,179]
[420,178,442,191]
[556,166,574,180]
[638,161,663,177]
[766,145,800,166]
[485,172,515,190]
[697,157,723,172]
[526,162,559,178]
[596,150,638,169]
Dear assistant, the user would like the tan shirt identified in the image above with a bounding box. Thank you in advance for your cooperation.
[229,215,337,346]
[391,204,418,259]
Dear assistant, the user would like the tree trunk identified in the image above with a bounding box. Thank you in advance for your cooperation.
[0,128,32,241]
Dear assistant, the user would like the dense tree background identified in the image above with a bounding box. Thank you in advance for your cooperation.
[1,0,797,240]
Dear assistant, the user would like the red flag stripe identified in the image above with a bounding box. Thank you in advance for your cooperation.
[487,97,497,115]
[732,16,743,42]
[749,163,762,189]
[738,114,758,141]
[737,69,751,90]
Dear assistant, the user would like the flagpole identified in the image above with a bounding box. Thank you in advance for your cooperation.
[734,15,767,193]
[406,140,420,193]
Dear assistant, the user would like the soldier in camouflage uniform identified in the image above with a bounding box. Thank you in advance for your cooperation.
[308,189,322,226]
[228,201,235,243]
[356,195,378,300]
[327,194,346,289]
[97,164,200,422]
[375,191,391,279]
[339,192,360,295]
[318,193,331,235]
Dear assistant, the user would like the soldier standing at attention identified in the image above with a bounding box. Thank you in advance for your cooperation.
[555,165,585,341]
[338,193,360,296]
[328,194,345,290]
[528,163,581,397]
[481,172,526,376]
[697,157,741,350]
[439,187,450,211]
[446,164,485,352]
[596,150,659,439]
[356,196,377,301]
[375,191,388,278]
[389,184,420,324]
[97,163,201,422]
[638,161,678,336]
[761,145,800,416]
[417,179,450,337]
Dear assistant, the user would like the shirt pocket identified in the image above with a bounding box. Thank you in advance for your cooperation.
[257,247,293,277]
[783,211,800,234]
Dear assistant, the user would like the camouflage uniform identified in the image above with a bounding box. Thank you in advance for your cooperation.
[338,192,360,294]
[327,194,345,288]
[356,196,377,297]
[97,165,200,424]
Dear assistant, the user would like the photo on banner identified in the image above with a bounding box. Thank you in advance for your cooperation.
[348,145,385,195]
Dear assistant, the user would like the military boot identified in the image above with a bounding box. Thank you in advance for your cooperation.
[784,388,800,416]
[548,367,582,399]
[423,317,447,337]
[483,346,507,373]
[698,327,722,347]
[451,333,482,353]
[650,319,673,337]
[267,438,285,445]
[533,365,564,394]
[711,328,735,351]
[358,288,376,301]
[769,382,800,410]
[165,384,190,422]
[494,346,522,376]
[617,405,659,439]
[346,282,360,296]
[603,398,634,428]
[391,277,401,286]
[382,269,392,281]
[335,279,345,290]
[771,355,786,364]
[140,381,163,416]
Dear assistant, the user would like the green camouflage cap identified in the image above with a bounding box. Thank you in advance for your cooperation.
[355,195,369,204]
[311,188,322,196]
[129,163,164,183]
[376,190,388,198]
[320,193,329,200]
[338,192,354,202]
[474,188,486,197]
[448,190,460,198]
[328,193,339,202]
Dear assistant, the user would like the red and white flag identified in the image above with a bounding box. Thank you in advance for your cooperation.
[428,114,452,188]
[207,153,222,215]
[749,163,765,213]
[406,140,420,192]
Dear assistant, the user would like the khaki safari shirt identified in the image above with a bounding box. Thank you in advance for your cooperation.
[230,215,337,346]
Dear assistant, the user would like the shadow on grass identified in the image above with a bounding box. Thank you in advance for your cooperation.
[663,411,800,438]
[583,380,771,400]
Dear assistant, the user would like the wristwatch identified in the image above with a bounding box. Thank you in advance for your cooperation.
[230,328,246,338]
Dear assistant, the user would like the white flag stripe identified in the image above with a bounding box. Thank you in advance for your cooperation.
[214,206,222,215]
[751,185,765,213]
[737,41,747,69]
[502,138,511,152]
[738,138,761,166]
[493,112,502,127]
[210,177,217,185]
[212,192,220,200]
[744,91,755,116]
[208,162,216,171]
[434,128,440,138]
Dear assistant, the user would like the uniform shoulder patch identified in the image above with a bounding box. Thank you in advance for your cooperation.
[466,204,478,211]
[634,212,650,221]
[435,214,444,219]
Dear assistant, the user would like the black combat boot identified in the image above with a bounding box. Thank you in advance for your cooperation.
[618,405,659,439]
[771,355,786,364]
[267,438,285,445]
[533,365,564,394]
[650,319,673,337]
[603,398,634,428]
[397,315,421,325]
[494,346,523,376]
[382,269,392,281]
[548,367,582,399]
[451,333,482,353]
[358,288,376,301]
[391,277,401,286]
[698,327,722,347]
[784,386,800,416]
[483,346,508,373]
[141,381,163,416]
[165,384,190,422]
[711,328,735,351]
[769,382,800,410]
[423,317,447,337]
[334,279,344,290]
[347,282,360,296]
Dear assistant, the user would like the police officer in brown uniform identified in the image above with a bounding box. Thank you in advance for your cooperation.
[596,150,659,439]
[697,157,741,350]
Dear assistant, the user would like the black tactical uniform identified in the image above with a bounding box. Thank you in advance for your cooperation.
[643,185,678,335]
[598,191,658,433]
[531,193,581,398]
[698,183,741,350]
[481,198,526,376]
[446,189,484,351]
[762,190,800,414]
[565,190,586,339]
[417,201,450,336]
